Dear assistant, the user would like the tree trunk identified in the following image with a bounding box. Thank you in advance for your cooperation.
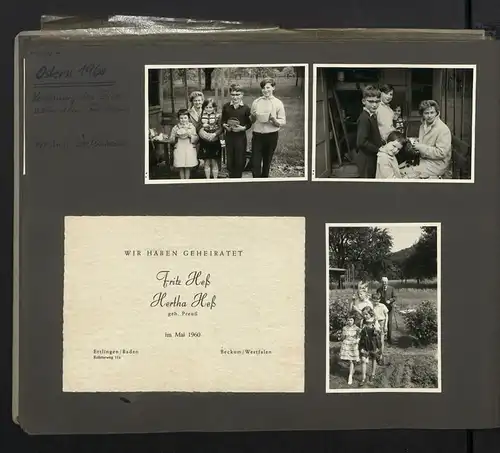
[204,69,214,91]
[221,68,226,105]
[183,70,189,108]
[198,68,202,90]
[169,69,175,113]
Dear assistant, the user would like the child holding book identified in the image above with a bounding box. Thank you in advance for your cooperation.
[198,98,223,179]
[339,313,361,385]
[221,84,252,178]
[169,109,199,180]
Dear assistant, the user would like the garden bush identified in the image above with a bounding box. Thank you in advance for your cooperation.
[329,297,353,341]
[402,300,438,345]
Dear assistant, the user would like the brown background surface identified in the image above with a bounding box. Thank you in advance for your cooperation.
[3,0,500,451]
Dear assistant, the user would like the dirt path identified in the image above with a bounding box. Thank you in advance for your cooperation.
[329,341,438,390]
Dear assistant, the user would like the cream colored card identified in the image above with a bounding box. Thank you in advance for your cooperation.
[63,216,305,392]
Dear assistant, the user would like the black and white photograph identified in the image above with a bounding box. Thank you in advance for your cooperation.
[326,223,441,392]
[312,65,476,182]
[145,64,308,183]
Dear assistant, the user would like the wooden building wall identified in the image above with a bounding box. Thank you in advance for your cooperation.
[437,68,474,145]
[148,69,164,132]
[315,69,331,178]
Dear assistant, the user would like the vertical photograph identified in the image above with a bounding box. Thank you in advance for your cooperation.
[326,223,441,392]
[145,64,308,183]
[313,65,475,182]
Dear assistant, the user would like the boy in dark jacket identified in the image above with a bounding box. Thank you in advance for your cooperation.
[356,85,384,178]
[221,84,253,178]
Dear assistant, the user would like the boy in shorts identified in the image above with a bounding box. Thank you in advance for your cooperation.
[371,292,389,357]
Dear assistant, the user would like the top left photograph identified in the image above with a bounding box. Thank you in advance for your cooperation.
[145,64,308,184]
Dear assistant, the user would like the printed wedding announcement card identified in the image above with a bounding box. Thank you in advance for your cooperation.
[62,216,305,393]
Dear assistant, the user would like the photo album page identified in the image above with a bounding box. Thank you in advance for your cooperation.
[13,30,500,434]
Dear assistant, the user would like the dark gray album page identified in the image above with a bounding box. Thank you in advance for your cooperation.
[15,36,500,433]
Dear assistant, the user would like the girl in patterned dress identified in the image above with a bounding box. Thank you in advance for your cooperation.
[339,314,361,385]
[197,98,223,179]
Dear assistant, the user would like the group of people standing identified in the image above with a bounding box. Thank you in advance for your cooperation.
[356,84,453,180]
[338,274,397,386]
[166,77,286,180]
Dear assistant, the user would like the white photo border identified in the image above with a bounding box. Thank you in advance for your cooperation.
[311,64,477,184]
[325,222,442,393]
[144,63,309,185]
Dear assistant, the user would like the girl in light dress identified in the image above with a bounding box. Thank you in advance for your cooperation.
[339,313,361,385]
[187,91,205,172]
[169,109,199,180]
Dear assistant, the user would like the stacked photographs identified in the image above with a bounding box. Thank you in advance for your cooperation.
[145,62,476,393]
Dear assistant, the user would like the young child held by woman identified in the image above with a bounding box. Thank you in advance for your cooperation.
[393,105,406,134]
[169,109,199,180]
[197,98,223,179]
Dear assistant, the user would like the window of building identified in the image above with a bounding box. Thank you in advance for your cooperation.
[410,68,434,112]
[148,69,160,108]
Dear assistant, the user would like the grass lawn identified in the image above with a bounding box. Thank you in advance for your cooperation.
[328,288,439,390]
[151,77,305,179]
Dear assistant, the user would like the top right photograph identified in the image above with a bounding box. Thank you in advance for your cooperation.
[312,64,476,183]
